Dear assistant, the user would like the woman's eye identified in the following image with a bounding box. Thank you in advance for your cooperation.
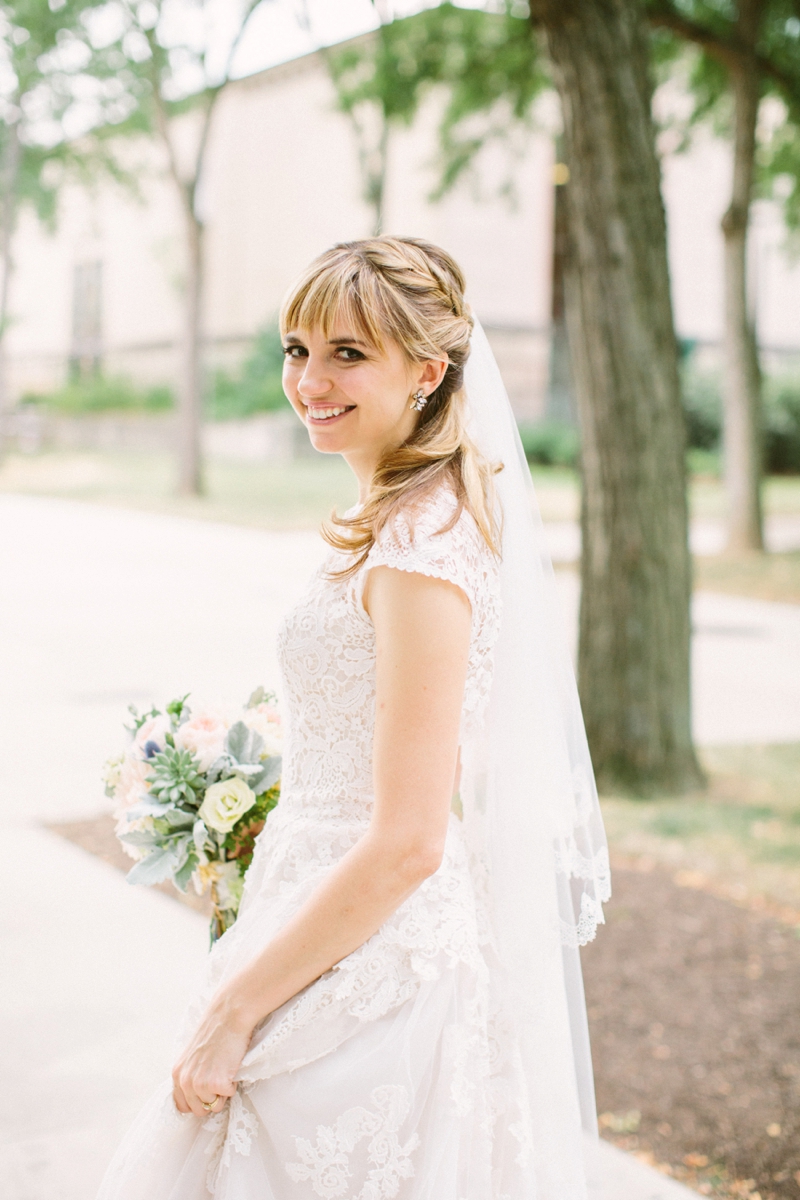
[336,347,365,362]
[282,345,307,359]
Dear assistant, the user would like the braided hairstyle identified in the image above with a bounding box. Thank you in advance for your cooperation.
[280,236,501,574]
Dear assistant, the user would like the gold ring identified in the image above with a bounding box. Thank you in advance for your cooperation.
[201,1096,220,1111]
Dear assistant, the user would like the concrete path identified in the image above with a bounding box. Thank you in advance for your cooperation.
[543,512,800,563]
[5,493,796,1199]
[554,574,800,744]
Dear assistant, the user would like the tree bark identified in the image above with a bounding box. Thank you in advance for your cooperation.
[547,148,575,422]
[531,0,702,792]
[0,122,21,461]
[721,0,765,552]
[178,209,204,495]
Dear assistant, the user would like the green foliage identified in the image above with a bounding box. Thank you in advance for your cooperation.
[681,358,723,451]
[680,358,800,472]
[759,116,800,232]
[223,783,279,872]
[23,376,173,414]
[325,4,547,200]
[0,0,143,244]
[206,720,282,796]
[645,1,800,231]
[206,326,287,420]
[764,373,800,472]
[146,745,206,809]
[517,419,580,468]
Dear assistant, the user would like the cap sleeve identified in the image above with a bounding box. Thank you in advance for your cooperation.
[359,489,491,616]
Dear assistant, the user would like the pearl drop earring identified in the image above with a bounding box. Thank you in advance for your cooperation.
[410,389,428,412]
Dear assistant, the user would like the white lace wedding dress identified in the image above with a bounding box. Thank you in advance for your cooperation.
[98,487,554,1200]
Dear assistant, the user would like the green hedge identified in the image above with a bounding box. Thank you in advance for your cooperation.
[517,420,580,468]
[517,367,800,475]
[24,376,173,413]
[682,362,800,474]
[205,325,287,420]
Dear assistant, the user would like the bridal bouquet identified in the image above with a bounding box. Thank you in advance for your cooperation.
[104,687,282,941]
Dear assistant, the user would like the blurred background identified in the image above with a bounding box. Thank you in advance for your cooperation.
[0,2,799,1199]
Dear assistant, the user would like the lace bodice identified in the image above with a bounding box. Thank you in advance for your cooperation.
[276,488,501,824]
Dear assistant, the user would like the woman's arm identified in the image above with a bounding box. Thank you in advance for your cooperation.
[172,566,471,1116]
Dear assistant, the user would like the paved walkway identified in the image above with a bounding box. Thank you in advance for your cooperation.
[5,494,798,1199]
[543,513,800,563]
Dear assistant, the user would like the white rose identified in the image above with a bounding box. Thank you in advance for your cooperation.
[175,712,230,772]
[199,777,257,834]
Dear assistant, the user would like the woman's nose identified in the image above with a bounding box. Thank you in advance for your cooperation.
[297,358,333,398]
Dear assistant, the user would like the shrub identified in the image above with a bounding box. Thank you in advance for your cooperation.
[206,325,287,420]
[681,362,722,452]
[24,376,173,413]
[680,361,800,474]
[764,376,800,474]
[517,419,580,468]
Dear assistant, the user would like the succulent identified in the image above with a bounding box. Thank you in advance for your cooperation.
[146,745,205,808]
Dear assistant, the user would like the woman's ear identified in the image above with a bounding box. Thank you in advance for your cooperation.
[415,358,449,395]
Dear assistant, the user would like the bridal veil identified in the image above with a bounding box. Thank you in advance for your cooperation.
[460,319,611,1195]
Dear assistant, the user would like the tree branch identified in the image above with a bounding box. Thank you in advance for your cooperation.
[186,1,269,216]
[647,1,800,110]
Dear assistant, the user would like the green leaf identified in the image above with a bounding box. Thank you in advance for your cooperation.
[124,797,170,820]
[118,829,159,847]
[126,846,177,887]
[160,808,196,830]
[166,694,191,722]
[226,720,264,765]
[174,851,199,893]
[249,755,282,795]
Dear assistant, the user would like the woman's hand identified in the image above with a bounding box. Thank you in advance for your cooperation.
[171,994,254,1118]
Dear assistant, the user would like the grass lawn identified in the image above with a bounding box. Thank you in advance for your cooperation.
[0,448,358,529]
[3,447,799,521]
[693,552,800,604]
[601,743,800,922]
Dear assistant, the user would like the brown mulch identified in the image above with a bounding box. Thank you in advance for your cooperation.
[582,862,800,1199]
[48,815,800,1199]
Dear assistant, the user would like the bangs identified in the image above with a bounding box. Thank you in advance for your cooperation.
[280,252,405,353]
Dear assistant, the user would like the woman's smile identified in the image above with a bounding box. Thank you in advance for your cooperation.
[304,401,356,425]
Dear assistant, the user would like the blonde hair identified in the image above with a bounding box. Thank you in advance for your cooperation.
[280,236,501,574]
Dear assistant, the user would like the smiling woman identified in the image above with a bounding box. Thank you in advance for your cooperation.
[96,237,609,1200]
[281,327,435,459]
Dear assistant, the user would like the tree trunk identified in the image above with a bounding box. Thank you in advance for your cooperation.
[178,210,204,496]
[370,119,389,236]
[0,123,21,461]
[547,146,575,422]
[531,0,702,793]
[721,0,765,552]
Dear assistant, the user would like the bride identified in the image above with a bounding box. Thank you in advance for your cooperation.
[98,236,610,1199]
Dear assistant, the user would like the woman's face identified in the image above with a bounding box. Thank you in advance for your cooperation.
[281,323,447,477]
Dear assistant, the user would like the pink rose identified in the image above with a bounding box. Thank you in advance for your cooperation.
[175,712,230,772]
[243,704,283,758]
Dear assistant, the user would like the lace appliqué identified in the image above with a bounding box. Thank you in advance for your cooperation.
[203,1089,259,1192]
[275,489,501,826]
[285,1084,420,1200]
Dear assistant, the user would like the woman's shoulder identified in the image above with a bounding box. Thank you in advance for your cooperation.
[365,484,498,609]
[374,484,485,552]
